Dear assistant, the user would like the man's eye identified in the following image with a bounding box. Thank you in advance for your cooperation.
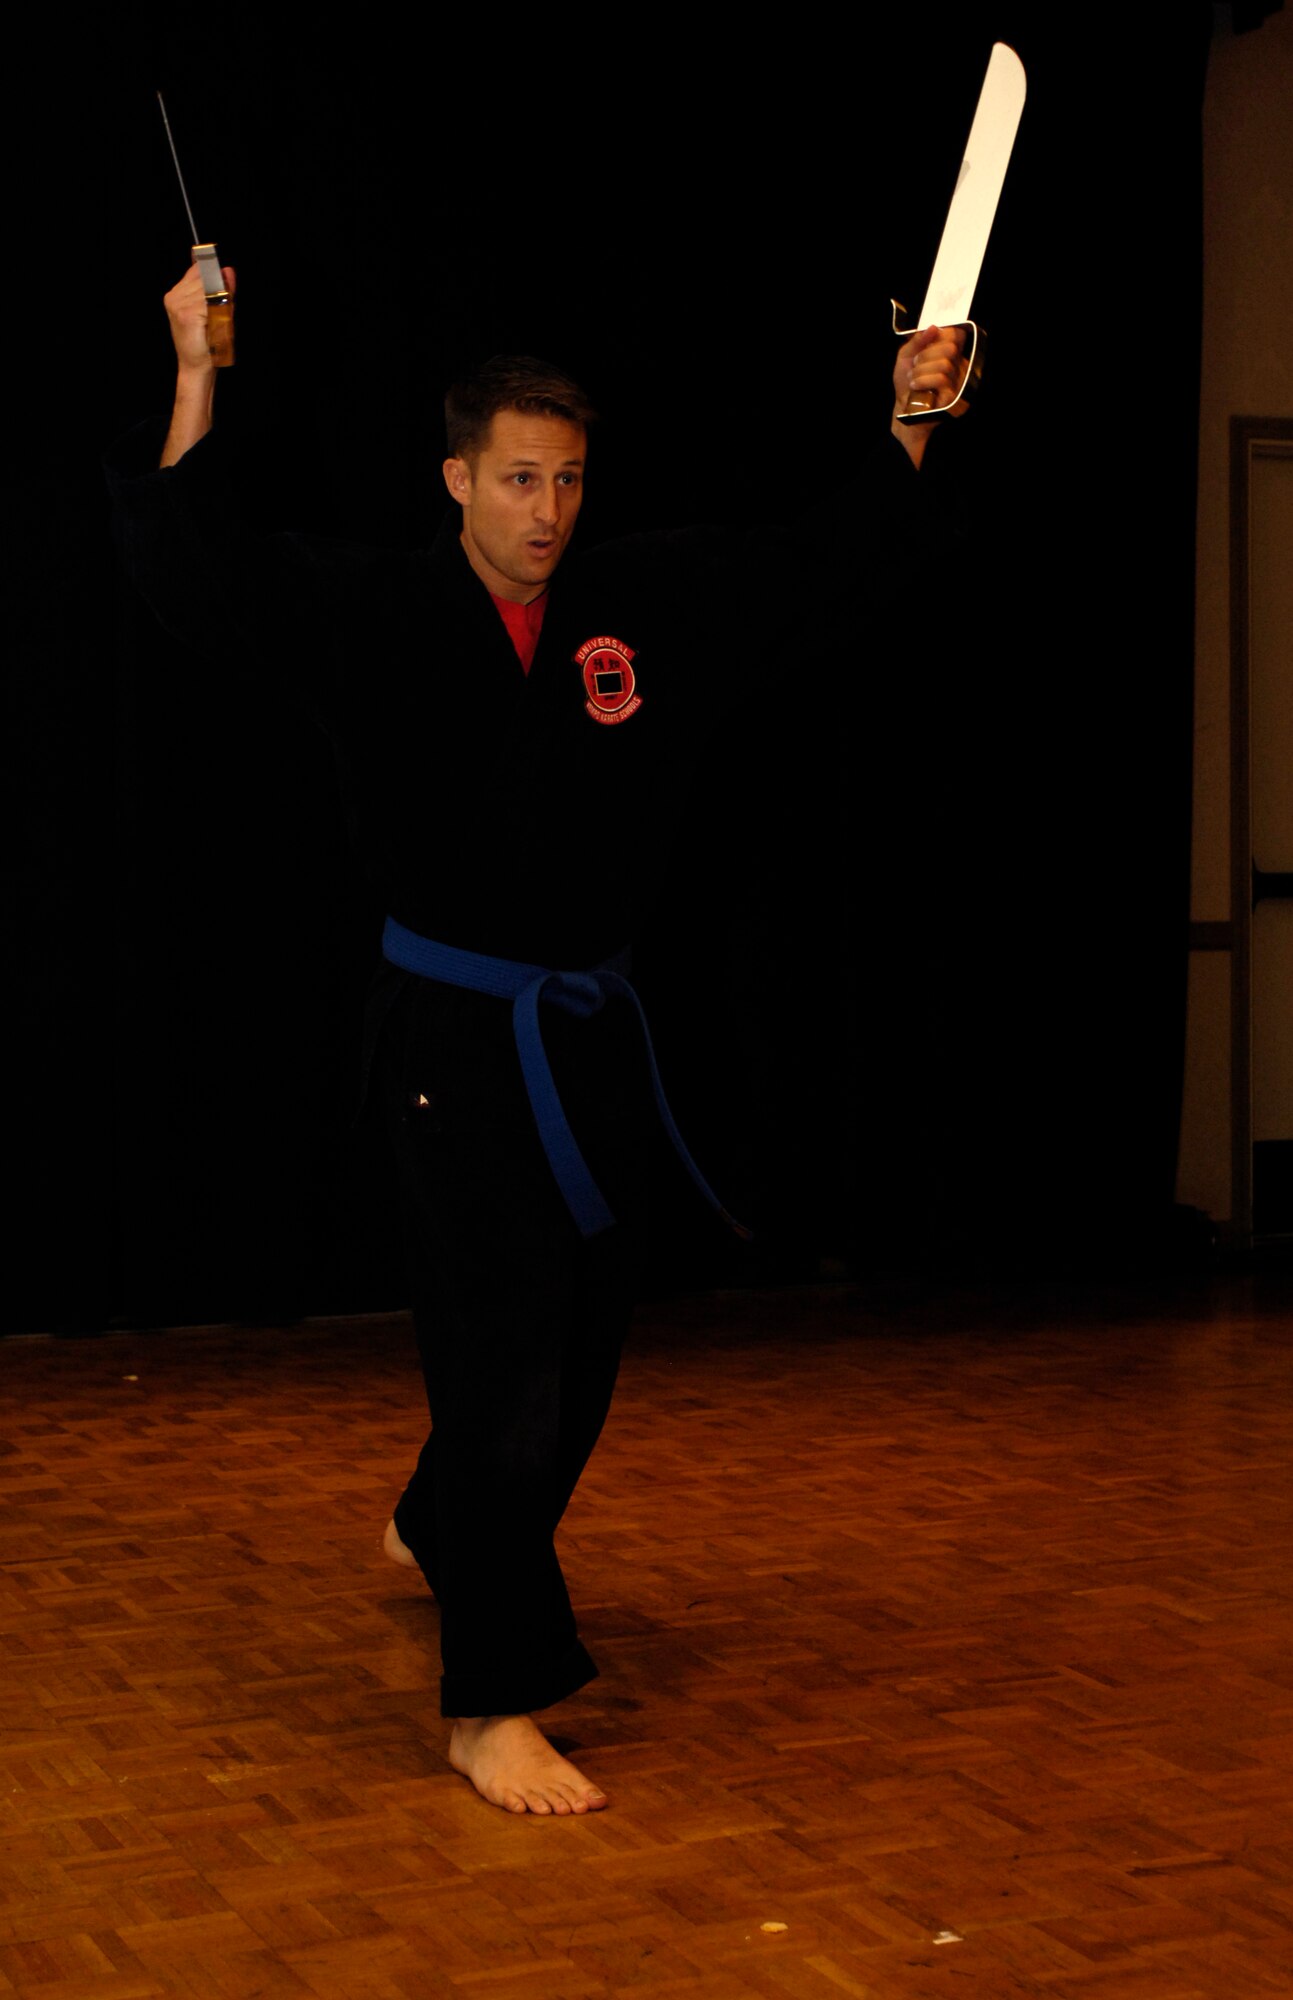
[513,473,531,485]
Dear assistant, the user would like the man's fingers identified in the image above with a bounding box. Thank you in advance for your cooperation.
[893,322,970,420]
[917,328,964,364]
[909,326,969,408]
[164,263,235,309]
[896,324,965,380]
[164,267,206,311]
[163,260,232,373]
[897,326,936,368]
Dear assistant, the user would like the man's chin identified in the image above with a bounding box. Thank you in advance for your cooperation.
[508,556,562,591]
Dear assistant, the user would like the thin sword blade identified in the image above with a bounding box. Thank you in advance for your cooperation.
[157,90,202,246]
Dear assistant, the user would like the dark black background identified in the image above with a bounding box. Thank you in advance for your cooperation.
[3,8,1227,1330]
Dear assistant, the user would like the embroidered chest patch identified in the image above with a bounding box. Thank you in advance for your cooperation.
[574,634,641,726]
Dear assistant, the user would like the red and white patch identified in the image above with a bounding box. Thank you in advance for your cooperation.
[574,634,641,726]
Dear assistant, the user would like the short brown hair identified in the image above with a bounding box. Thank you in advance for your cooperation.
[444,355,597,460]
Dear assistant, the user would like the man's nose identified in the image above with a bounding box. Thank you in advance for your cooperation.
[532,482,559,525]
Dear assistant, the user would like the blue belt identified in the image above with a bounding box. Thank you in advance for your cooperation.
[382,917,750,1242]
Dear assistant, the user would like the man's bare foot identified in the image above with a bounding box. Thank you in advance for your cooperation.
[383,1518,420,1567]
[449,1714,608,1816]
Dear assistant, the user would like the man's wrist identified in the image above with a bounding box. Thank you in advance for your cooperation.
[161,369,217,467]
[174,363,217,397]
[891,415,932,472]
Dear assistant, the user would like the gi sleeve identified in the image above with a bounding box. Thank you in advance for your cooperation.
[104,418,399,733]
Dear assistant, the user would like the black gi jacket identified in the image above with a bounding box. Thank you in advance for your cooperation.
[107,421,936,971]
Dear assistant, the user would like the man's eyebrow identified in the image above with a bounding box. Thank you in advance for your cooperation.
[502,454,585,468]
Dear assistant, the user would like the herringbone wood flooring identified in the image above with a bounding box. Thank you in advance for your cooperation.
[3,1276,1293,1998]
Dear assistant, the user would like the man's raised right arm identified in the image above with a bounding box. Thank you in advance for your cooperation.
[159,261,233,466]
[108,267,392,727]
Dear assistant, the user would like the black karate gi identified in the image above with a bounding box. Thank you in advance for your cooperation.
[108,417,937,1717]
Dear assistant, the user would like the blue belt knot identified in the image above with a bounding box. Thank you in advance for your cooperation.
[381,916,750,1243]
[544,969,605,1018]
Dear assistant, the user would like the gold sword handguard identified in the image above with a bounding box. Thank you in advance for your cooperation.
[891,301,982,424]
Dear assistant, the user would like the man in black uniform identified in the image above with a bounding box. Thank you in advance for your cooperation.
[111,261,966,1815]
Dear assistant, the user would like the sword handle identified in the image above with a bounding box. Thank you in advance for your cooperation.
[206,297,235,368]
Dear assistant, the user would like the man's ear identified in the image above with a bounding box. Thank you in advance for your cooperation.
[443,456,472,505]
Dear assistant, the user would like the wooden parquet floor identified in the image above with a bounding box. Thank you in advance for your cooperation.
[3,1276,1293,2000]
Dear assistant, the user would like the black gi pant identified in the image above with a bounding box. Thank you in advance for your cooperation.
[374,971,650,1718]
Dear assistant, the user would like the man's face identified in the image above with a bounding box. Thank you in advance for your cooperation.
[444,409,586,603]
